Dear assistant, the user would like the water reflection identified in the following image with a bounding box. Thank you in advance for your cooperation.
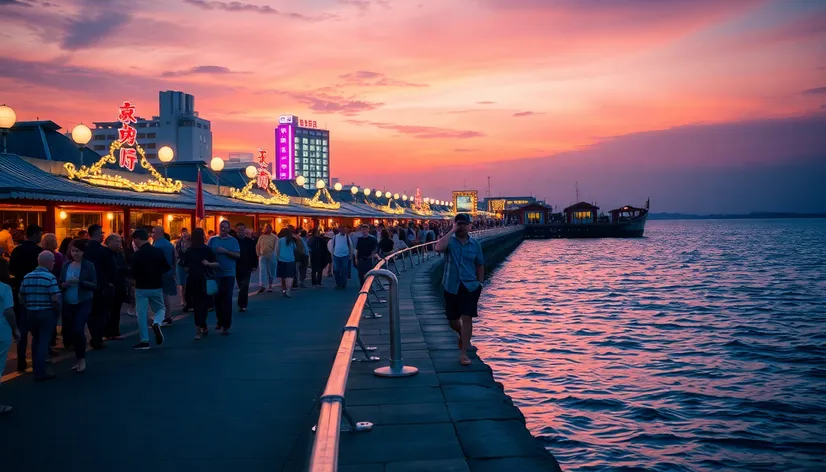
[475,219,826,471]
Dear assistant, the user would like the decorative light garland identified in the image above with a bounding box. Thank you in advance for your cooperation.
[367,197,405,215]
[410,200,433,216]
[307,187,341,210]
[64,140,182,193]
[230,178,290,205]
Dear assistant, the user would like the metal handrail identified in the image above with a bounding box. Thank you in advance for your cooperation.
[308,225,522,472]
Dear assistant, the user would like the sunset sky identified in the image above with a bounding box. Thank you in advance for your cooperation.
[2,0,825,213]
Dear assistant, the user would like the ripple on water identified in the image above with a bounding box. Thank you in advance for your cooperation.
[474,219,826,472]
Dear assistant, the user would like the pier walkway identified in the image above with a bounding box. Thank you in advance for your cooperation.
[0,274,357,472]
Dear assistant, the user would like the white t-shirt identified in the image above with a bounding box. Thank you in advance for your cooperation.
[331,234,352,258]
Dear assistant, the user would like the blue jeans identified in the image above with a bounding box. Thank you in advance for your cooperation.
[333,256,350,288]
[27,308,57,378]
[63,299,93,360]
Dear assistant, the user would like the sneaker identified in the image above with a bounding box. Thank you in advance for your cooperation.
[16,361,28,373]
[162,318,173,326]
[194,328,202,340]
[132,342,150,350]
[152,324,164,345]
[257,287,265,294]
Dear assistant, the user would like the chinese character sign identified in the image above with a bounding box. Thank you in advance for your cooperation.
[256,148,272,190]
[117,101,138,168]
[257,170,271,190]
[298,119,318,128]
[119,148,137,171]
[274,123,295,180]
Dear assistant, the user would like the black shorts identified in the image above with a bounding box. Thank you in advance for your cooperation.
[444,284,482,321]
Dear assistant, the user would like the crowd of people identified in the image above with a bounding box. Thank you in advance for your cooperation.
[0,215,506,414]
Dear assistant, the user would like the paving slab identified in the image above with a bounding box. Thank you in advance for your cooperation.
[455,420,549,459]
[447,400,526,422]
[469,457,562,472]
[386,458,471,472]
[338,423,463,464]
[347,402,451,425]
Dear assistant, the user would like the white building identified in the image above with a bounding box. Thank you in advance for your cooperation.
[224,152,255,170]
[88,90,212,162]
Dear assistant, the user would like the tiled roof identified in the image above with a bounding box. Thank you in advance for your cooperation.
[1,122,452,220]
[6,121,138,171]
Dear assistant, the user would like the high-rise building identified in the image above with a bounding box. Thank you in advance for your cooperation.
[88,91,212,162]
[275,115,330,189]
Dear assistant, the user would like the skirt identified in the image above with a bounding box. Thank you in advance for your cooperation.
[277,260,296,278]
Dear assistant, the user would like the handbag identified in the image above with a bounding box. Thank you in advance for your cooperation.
[205,267,218,296]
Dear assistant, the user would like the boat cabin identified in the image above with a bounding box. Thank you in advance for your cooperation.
[564,202,599,224]
[610,205,646,223]
[504,202,553,225]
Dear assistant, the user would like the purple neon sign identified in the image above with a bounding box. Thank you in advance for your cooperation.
[275,123,295,180]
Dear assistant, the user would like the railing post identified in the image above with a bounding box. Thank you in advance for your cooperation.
[367,269,419,378]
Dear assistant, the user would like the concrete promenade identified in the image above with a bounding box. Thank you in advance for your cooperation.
[336,255,561,472]
[0,272,357,472]
[1,229,561,471]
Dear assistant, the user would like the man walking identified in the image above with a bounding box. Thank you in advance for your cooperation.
[9,224,43,372]
[234,223,257,312]
[255,224,276,293]
[330,226,353,289]
[152,226,176,325]
[84,224,117,350]
[435,214,485,366]
[354,224,378,286]
[18,251,61,380]
[130,229,170,350]
[208,220,240,334]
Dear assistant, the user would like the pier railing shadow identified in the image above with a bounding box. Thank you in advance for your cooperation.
[307,225,523,472]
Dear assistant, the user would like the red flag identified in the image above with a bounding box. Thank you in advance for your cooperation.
[196,167,206,220]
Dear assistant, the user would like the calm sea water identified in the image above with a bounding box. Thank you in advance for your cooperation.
[475,219,826,472]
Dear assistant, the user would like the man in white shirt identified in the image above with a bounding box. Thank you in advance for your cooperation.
[330,227,353,289]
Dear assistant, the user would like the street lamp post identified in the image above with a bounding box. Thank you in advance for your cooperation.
[71,123,92,166]
[158,145,174,178]
[210,156,225,194]
[0,104,16,154]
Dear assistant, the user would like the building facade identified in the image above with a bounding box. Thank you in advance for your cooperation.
[88,91,212,162]
[484,196,537,214]
[275,115,330,189]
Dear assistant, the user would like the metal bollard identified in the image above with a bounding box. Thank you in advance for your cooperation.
[367,269,419,378]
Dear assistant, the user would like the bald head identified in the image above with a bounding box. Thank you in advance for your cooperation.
[38,250,55,271]
[152,226,165,242]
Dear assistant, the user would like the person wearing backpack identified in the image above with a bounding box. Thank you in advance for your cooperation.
[330,226,353,289]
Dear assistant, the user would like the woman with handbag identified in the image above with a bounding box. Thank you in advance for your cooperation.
[182,228,219,340]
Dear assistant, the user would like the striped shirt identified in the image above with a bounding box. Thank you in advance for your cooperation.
[19,266,60,311]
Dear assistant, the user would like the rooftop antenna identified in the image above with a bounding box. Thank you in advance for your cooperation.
[575,181,580,202]
[486,176,491,197]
